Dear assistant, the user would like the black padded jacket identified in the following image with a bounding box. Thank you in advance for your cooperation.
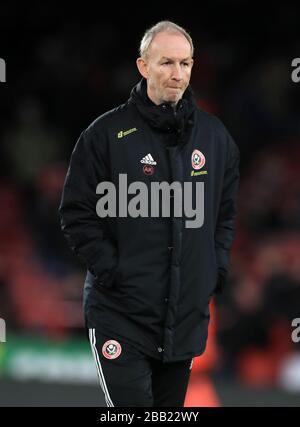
[59,78,240,362]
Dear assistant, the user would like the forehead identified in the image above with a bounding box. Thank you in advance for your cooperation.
[148,31,192,60]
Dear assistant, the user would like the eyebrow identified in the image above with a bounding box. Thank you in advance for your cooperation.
[160,56,191,61]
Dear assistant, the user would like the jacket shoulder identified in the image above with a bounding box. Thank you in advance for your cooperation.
[195,109,240,158]
[85,102,131,135]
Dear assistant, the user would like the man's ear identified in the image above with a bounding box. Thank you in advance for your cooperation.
[136,57,148,79]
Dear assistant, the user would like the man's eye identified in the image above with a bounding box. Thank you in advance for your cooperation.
[162,61,171,65]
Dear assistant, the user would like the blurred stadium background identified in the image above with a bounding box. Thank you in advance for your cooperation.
[1,1,300,406]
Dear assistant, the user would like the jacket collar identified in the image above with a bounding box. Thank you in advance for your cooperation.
[128,78,196,142]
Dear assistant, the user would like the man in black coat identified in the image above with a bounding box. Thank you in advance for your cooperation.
[59,20,240,407]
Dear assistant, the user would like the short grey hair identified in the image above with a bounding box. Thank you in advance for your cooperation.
[139,21,194,58]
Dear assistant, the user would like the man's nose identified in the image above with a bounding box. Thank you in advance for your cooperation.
[171,63,183,80]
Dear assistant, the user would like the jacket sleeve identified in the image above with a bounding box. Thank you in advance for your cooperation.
[214,130,240,293]
[59,126,118,286]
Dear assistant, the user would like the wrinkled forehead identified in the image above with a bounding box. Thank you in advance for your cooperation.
[148,32,192,61]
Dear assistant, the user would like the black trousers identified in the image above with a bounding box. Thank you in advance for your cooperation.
[88,328,192,407]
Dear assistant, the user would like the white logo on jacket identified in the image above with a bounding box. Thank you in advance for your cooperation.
[140,153,157,165]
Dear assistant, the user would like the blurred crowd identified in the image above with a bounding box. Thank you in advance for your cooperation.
[0,4,300,390]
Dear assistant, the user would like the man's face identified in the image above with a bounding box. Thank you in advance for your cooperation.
[138,32,194,105]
